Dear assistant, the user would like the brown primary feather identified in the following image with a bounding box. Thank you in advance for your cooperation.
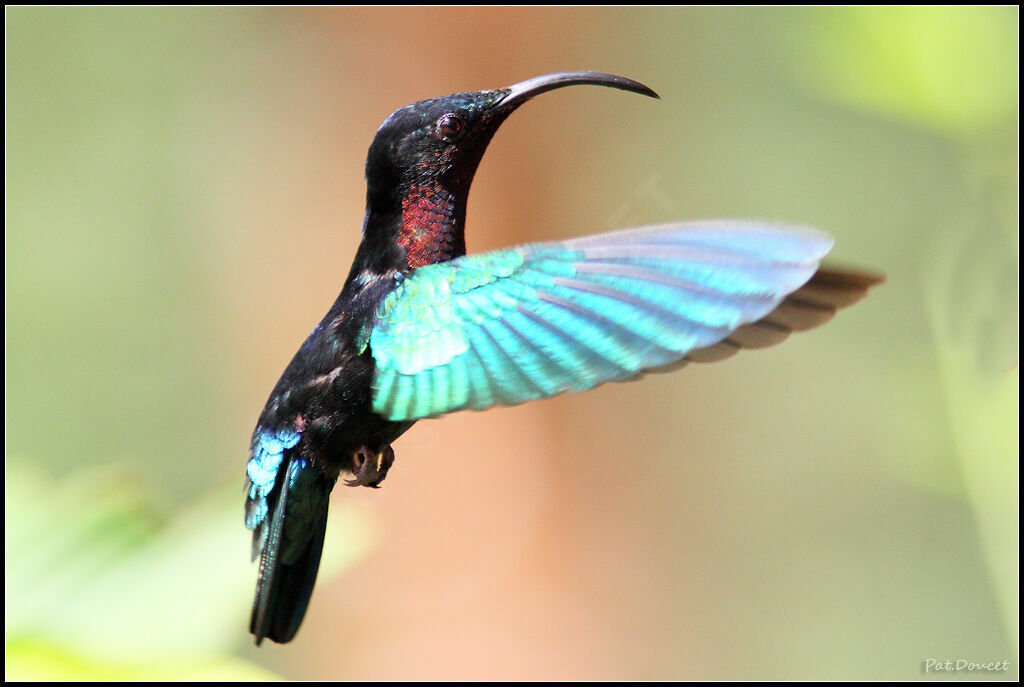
[682,265,885,365]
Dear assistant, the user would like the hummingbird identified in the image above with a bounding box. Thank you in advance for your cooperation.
[244,71,882,644]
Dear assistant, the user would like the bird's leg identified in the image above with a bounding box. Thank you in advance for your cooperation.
[344,445,395,488]
[345,446,376,487]
[376,445,395,484]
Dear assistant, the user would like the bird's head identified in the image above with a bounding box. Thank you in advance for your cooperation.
[365,71,658,205]
[355,72,658,273]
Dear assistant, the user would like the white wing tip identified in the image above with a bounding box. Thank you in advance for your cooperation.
[567,219,835,258]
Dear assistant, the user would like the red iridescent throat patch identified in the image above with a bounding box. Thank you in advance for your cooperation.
[398,182,462,269]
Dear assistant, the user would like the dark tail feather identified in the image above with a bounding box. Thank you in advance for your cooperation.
[684,264,885,364]
[251,456,331,645]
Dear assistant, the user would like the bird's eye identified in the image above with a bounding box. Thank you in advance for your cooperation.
[437,114,464,141]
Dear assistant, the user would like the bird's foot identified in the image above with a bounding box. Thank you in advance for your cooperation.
[344,445,395,488]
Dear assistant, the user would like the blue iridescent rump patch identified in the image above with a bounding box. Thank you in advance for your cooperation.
[245,426,301,530]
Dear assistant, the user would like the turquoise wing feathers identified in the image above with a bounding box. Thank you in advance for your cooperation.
[369,221,833,422]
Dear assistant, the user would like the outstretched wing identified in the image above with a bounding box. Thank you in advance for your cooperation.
[368,221,847,423]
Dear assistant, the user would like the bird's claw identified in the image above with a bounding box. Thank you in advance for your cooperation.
[344,445,395,488]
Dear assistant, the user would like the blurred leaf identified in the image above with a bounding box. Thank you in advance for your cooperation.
[778,7,1018,136]
[5,637,278,681]
[5,461,374,671]
[924,219,1019,651]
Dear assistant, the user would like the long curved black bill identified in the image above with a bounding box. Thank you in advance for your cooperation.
[498,71,659,110]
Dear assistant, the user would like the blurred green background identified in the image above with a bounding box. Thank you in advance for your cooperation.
[5,7,1018,680]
